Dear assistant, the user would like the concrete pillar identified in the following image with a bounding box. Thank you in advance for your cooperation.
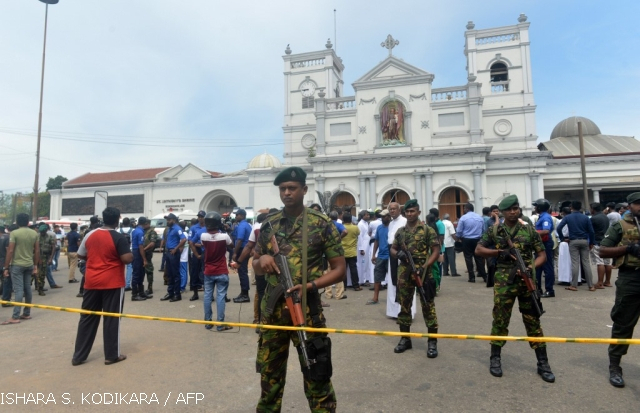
[593,189,600,204]
[472,169,484,212]
[248,185,255,208]
[424,172,434,210]
[315,97,327,155]
[369,176,377,210]
[529,173,540,201]
[359,177,367,210]
[315,177,325,204]
[413,173,422,208]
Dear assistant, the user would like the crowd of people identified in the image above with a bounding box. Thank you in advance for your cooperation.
[2,180,640,410]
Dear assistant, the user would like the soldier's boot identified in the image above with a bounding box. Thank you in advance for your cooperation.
[534,347,555,383]
[489,344,503,377]
[131,286,146,301]
[427,328,438,358]
[394,325,412,353]
[145,282,153,296]
[139,285,153,299]
[609,355,625,388]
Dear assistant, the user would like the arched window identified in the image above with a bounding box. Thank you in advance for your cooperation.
[438,187,470,223]
[490,62,509,93]
[382,189,410,209]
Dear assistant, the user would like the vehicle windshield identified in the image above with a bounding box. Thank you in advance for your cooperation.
[150,219,167,227]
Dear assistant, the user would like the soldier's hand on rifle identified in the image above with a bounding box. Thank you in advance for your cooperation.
[258,254,280,274]
[396,250,409,263]
[287,282,310,295]
[498,249,516,261]
[627,243,640,258]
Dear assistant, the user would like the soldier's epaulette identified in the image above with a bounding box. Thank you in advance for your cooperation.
[306,207,331,222]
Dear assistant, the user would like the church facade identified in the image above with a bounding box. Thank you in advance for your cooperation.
[49,15,640,221]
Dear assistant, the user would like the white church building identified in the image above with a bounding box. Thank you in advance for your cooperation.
[49,15,640,222]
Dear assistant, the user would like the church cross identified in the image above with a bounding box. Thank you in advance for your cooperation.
[381,34,399,56]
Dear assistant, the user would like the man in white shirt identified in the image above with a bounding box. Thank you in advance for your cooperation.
[368,211,383,289]
[357,211,371,286]
[442,214,459,277]
[386,202,409,318]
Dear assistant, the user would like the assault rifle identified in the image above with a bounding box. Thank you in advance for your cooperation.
[502,228,545,317]
[400,240,434,304]
[270,233,315,371]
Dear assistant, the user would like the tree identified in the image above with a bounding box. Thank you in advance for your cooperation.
[46,175,68,191]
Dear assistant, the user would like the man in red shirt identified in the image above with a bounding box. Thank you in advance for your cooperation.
[198,212,233,332]
[72,207,133,366]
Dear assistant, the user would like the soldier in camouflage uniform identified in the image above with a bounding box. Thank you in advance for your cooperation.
[475,195,555,383]
[599,192,640,388]
[254,166,346,413]
[36,224,57,295]
[142,220,159,295]
[389,199,441,357]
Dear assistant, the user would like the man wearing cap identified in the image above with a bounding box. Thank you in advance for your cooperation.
[188,210,207,301]
[390,200,440,357]
[254,166,345,412]
[160,213,187,302]
[475,195,555,383]
[130,217,151,301]
[599,192,640,388]
[532,199,555,298]
[231,208,252,303]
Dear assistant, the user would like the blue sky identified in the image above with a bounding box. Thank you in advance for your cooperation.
[1,0,638,193]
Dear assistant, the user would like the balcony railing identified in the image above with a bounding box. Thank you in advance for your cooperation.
[325,97,356,111]
[490,81,510,94]
[476,33,519,45]
[431,87,467,102]
[291,58,325,69]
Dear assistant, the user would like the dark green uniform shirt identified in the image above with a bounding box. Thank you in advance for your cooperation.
[256,209,344,286]
[392,222,438,265]
[478,222,544,269]
[601,214,640,269]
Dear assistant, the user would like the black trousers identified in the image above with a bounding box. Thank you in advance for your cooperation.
[131,249,144,294]
[73,287,124,362]
[462,237,486,280]
[189,253,203,291]
[345,257,360,288]
[166,252,181,298]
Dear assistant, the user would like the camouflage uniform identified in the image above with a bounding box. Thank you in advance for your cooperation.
[37,233,56,291]
[478,222,545,348]
[392,223,439,328]
[601,214,640,358]
[255,208,343,413]
[143,227,158,285]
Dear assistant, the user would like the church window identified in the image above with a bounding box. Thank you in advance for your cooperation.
[490,62,509,93]
[302,96,314,109]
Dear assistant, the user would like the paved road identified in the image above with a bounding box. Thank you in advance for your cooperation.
[1,253,639,412]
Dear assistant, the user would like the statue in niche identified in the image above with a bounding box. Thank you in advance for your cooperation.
[380,100,405,146]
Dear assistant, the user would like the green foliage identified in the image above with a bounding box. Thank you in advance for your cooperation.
[46,175,68,191]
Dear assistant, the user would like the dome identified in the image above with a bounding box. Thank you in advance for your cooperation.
[247,153,282,169]
[550,116,601,140]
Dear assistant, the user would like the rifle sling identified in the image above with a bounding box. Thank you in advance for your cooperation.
[302,208,308,315]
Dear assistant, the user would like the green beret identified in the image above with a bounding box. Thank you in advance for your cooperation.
[273,167,306,186]
[627,192,640,204]
[404,199,419,210]
[498,194,519,211]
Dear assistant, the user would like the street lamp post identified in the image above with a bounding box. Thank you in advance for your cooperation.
[32,0,59,222]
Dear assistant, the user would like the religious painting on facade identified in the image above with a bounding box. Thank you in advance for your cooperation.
[380,100,405,146]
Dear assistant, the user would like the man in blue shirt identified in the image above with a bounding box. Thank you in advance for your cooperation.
[454,202,487,283]
[533,199,556,297]
[368,210,392,305]
[556,201,595,291]
[188,211,206,301]
[160,213,187,302]
[231,209,252,303]
[130,217,151,301]
[66,223,81,283]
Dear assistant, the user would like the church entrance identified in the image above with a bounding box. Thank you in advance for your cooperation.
[438,187,469,223]
[382,189,410,209]
[201,190,237,215]
[331,191,356,216]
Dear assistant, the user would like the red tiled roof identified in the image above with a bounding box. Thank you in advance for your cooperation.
[63,167,171,188]
[208,171,223,178]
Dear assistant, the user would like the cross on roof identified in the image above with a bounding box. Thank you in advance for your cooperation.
[381,34,399,56]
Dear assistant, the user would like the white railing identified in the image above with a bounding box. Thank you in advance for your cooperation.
[291,58,325,68]
[431,87,467,102]
[475,33,519,45]
[491,81,509,94]
[326,97,356,111]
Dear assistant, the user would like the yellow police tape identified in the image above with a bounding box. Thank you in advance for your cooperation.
[2,300,638,345]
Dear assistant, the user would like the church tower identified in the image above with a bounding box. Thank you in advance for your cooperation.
[282,40,344,165]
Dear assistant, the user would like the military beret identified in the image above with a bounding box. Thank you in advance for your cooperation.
[404,199,419,210]
[273,166,306,186]
[627,192,640,204]
[498,194,519,211]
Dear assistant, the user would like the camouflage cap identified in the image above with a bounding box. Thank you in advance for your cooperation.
[499,194,519,211]
[404,199,419,210]
[273,166,306,186]
[627,192,640,204]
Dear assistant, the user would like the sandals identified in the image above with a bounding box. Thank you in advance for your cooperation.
[1,318,20,325]
[603,283,613,287]
[19,315,32,320]
[366,299,379,305]
[216,326,233,332]
[104,355,127,365]
[565,287,577,291]
[589,287,596,292]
